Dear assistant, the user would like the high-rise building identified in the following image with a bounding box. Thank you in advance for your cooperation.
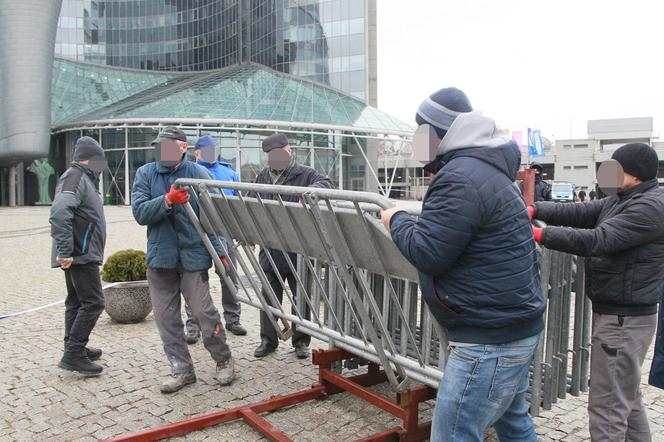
[1,0,407,206]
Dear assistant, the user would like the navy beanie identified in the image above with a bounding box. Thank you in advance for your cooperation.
[611,143,659,182]
[73,136,104,161]
[415,87,473,139]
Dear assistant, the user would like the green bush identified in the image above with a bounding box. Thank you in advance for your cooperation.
[101,249,147,282]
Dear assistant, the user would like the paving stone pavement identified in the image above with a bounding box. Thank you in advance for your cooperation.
[1,206,663,441]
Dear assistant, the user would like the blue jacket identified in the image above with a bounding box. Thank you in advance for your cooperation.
[197,160,239,196]
[391,112,545,345]
[131,157,224,272]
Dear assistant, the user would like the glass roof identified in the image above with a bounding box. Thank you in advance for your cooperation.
[51,58,413,134]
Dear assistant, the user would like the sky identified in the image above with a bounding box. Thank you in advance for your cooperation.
[376,0,663,142]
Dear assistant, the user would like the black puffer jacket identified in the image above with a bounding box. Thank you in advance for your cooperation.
[536,179,664,316]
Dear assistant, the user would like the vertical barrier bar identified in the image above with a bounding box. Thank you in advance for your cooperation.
[557,253,573,399]
[570,256,586,396]
[530,246,552,416]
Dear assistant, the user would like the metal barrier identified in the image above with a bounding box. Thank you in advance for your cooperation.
[176,178,591,416]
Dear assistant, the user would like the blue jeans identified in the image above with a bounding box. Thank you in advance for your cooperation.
[431,334,539,442]
[649,283,664,390]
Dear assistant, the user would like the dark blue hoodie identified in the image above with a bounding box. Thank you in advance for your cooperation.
[390,112,545,344]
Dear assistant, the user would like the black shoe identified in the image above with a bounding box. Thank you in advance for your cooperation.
[58,350,103,376]
[225,322,247,336]
[85,347,102,361]
[294,344,310,360]
[254,340,276,358]
[185,329,200,345]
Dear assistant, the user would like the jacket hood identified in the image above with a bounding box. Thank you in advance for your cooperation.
[438,111,521,180]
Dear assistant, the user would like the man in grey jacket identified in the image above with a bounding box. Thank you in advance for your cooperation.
[50,136,108,376]
[531,143,664,441]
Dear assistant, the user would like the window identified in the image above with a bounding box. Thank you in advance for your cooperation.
[574,144,589,148]
[563,166,571,170]
[574,165,589,170]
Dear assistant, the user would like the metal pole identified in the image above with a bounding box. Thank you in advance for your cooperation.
[124,127,130,205]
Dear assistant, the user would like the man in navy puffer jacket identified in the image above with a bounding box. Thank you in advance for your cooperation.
[381,88,545,442]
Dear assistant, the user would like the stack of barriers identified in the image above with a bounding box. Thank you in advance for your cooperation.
[113,178,593,441]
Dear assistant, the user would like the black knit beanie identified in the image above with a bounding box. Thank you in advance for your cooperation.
[73,136,104,161]
[611,143,658,182]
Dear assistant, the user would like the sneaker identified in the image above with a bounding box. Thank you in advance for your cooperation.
[58,350,103,376]
[215,357,235,386]
[185,329,200,345]
[225,322,247,336]
[294,344,310,360]
[160,372,196,394]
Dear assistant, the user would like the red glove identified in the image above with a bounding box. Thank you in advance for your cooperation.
[165,184,189,206]
[532,226,543,244]
[527,205,536,220]
[220,255,230,272]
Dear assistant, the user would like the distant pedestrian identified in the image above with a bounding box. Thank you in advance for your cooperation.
[519,161,551,201]
[589,189,597,200]
[577,190,587,202]
[50,136,107,376]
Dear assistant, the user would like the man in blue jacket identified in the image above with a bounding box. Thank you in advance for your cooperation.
[381,88,544,442]
[182,134,246,344]
[131,127,234,394]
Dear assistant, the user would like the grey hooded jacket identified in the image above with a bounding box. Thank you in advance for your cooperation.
[50,163,107,268]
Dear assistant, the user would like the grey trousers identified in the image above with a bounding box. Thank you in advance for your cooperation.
[147,266,232,375]
[185,255,241,333]
[588,312,657,442]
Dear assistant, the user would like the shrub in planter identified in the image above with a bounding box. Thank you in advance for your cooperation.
[101,249,151,323]
[101,249,147,282]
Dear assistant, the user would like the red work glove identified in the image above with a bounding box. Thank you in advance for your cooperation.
[532,226,543,244]
[220,255,231,272]
[165,184,189,206]
[527,205,536,221]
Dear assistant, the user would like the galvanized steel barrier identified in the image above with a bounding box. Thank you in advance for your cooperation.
[177,178,590,416]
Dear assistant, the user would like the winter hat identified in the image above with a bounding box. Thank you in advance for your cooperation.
[73,136,104,161]
[262,133,289,152]
[611,143,659,182]
[415,87,473,139]
[194,134,216,150]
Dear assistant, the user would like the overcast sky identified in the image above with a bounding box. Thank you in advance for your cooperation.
[376,0,662,141]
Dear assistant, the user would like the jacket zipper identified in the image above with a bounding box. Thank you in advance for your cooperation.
[82,224,92,254]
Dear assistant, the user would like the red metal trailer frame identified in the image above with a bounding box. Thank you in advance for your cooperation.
[106,348,436,442]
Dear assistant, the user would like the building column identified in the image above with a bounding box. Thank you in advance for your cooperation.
[8,164,16,207]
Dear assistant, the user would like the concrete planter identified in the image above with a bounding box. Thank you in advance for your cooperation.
[103,280,151,323]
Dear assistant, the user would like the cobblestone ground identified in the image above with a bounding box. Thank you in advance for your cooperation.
[1,206,663,441]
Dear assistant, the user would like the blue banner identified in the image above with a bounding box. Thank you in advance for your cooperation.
[528,128,544,157]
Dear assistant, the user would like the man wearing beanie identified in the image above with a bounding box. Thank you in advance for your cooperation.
[251,132,333,360]
[531,143,664,440]
[50,136,107,376]
[181,134,246,344]
[131,127,235,393]
[382,88,544,441]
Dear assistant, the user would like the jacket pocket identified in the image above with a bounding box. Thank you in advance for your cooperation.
[72,214,96,257]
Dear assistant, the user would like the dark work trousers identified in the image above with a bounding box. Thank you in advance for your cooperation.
[588,312,657,442]
[260,271,311,349]
[63,263,105,353]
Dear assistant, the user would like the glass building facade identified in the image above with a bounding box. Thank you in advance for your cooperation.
[56,0,370,101]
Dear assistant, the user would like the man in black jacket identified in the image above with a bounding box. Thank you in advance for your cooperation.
[252,133,334,359]
[531,143,664,441]
[50,137,107,376]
